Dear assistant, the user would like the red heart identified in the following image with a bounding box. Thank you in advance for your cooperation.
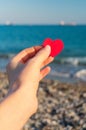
[43,38,64,57]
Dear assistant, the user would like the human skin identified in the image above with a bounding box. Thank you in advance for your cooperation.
[0,45,54,130]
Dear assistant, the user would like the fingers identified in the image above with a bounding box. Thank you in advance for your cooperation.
[40,66,51,80]
[34,45,51,67]
[10,46,43,68]
[8,45,52,72]
[22,46,43,63]
[41,56,54,69]
[14,46,42,63]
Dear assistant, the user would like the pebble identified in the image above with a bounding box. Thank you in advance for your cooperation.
[82,124,86,130]
[83,93,86,98]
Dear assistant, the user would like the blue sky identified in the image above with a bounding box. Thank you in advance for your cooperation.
[0,0,86,24]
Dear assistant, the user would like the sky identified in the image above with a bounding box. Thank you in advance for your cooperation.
[0,0,86,25]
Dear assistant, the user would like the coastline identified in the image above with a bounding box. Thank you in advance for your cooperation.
[0,54,86,83]
[0,72,86,130]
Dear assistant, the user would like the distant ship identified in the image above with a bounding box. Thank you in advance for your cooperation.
[59,21,65,26]
[59,21,77,26]
[5,21,13,26]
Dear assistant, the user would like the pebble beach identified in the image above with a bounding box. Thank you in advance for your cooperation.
[0,72,86,130]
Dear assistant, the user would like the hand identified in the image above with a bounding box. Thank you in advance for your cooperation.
[0,45,54,130]
[6,45,54,94]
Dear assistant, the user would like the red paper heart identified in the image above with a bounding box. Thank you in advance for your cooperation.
[43,38,64,57]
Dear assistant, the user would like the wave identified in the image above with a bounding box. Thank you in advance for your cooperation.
[0,53,86,82]
[75,69,86,81]
[55,57,86,66]
[48,69,86,82]
[0,53,15,59]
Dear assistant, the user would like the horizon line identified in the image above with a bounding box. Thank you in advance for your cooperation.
[0,23,86,26]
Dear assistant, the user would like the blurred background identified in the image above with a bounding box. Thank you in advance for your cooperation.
[0,0,86,82]
[0,1,86,130]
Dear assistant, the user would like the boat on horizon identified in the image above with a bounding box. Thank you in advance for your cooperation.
[59,21,77,26]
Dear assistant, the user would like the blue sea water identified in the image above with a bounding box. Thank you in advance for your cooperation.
[0,25,86,82]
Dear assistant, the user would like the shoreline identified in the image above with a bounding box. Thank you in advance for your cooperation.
[0,72,86,129]
[0,55,86,83]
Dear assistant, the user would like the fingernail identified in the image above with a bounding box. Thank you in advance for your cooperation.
[45,45,51,52]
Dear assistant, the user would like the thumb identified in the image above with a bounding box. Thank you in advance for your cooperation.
[34,45,51,66]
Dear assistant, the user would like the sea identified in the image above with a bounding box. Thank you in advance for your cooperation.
[0,25,86,82]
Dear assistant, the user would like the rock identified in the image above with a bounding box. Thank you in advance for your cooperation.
[83,124,86,130]
[52,120,57,125]
[58,91,65,96]
[50,108,57,116]
[68,111,79,121]
[83,93,86,98]
[23,124,29,130]
[2,88,8,95]
[79,119,84,125]
[64,125,73,130]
